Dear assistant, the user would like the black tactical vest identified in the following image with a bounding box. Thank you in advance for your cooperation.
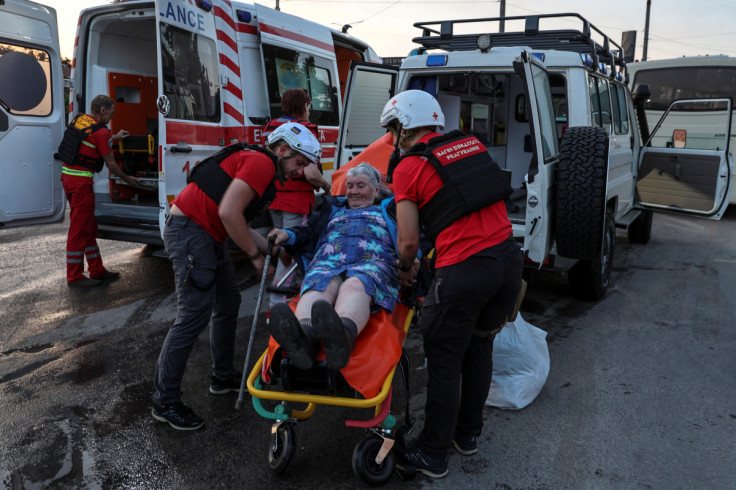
[398,130,512,241]
[55,113,107,172]
[188,143,278,223]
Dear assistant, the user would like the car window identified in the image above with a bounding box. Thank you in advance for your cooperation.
[530,63,559,160]
[610,83,630,134]
[0,42,53,116]
[262,44,339,126]
[160,23,221,122]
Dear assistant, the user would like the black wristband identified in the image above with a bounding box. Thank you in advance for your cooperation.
[398,262,412,272]
[246,249,261,260]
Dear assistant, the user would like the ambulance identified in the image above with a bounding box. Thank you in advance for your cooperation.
[0,0,380,245]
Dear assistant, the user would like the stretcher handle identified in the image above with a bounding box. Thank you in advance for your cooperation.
[236,235,276,410]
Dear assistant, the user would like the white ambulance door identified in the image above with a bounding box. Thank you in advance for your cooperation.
[513,51,559,264]
[254,4,342,177]
[154,0,222,225]
[0,0,64,227]
[636,97,732,219]
[335,62,398,171]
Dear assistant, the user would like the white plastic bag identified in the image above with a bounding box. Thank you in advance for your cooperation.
[486,313,549,410]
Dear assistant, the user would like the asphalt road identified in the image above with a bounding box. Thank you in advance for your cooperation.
[1,207,735,489]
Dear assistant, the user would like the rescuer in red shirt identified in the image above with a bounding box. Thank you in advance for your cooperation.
[382,90,523,478]
[57,94,139,287]
[151,122,321,431]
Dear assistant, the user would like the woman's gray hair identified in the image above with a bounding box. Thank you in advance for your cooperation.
[346,163,393,201]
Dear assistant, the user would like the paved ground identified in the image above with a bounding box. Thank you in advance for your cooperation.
[1,207,735,488]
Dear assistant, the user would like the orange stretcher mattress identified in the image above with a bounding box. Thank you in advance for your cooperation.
[331,133,395,196]
[265,299,409,399]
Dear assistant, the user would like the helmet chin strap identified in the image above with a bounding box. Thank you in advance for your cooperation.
[273,151,287,185]
[386,123,403,184]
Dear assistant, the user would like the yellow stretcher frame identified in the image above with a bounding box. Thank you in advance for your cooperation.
[246,308,414,420]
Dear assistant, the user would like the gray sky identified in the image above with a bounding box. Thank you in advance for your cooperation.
[37,0,736,62]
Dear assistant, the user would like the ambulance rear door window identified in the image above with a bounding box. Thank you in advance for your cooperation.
[159,23,220,123]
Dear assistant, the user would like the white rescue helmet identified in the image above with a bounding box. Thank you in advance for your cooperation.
[266,121,322,163]
[380,90,445,130]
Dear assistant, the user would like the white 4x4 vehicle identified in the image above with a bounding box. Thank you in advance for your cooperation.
[336,13,732,299]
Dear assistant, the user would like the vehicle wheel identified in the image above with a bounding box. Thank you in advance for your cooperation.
[627,210,653,244]
[569,206,616,300]
[268,424,296,475]
[352,436,395,486]
[555,126,609,260]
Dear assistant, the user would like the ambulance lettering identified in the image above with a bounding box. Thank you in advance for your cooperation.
[161,1,206,32]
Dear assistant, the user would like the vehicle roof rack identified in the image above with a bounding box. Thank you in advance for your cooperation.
[412,13,627,79]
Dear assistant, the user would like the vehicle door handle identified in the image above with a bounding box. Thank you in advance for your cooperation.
[170,142,192,154]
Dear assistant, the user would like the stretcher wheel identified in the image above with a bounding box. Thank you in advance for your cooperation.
[352,436,395,486]
[268,424,296,475]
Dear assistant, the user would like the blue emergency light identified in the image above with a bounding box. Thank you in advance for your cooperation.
[195,0,213,12]
[426,55,448,67]
[236,10,252,22]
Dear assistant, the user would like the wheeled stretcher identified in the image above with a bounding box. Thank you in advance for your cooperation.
[246,298,416,485]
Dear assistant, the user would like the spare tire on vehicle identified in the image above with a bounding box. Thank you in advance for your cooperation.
[554,126,609,260]
[569,206,616,300]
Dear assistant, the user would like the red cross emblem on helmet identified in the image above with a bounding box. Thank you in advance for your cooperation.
[433,112,438,120]
[392,99,397,106]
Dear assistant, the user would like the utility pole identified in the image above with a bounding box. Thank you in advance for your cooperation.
[642,0,651,61]
[499,0,506,33]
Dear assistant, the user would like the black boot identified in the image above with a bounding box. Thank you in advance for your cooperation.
[270,303,319,369]
[312,300,356,370]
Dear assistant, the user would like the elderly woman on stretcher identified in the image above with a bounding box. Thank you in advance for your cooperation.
[266,163,418,371]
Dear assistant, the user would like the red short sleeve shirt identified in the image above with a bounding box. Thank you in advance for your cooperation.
[392,133,512,268]
[173,150,276,241]
[263,117,319,214]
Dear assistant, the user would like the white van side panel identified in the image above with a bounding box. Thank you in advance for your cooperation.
[0,0,65,227]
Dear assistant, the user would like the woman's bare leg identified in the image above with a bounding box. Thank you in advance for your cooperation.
[295,276,341,320]
[334,277,372,334]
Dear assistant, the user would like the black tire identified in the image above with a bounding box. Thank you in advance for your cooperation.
[555,126,609,260]
[627,210,653,244]
[569,206,616,300]
[268,424,296,475]
[352,436,395,486]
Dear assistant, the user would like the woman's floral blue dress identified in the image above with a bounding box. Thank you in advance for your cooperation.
[301,206,399,312]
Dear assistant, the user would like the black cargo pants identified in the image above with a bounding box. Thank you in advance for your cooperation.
[417,239,522,458]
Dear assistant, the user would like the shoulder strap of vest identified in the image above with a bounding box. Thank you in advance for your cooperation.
[398,130,465,161]
[189,143,277,204]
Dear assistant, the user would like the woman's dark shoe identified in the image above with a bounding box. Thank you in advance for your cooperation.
[312,300,355,370]
[270,303,318,369]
